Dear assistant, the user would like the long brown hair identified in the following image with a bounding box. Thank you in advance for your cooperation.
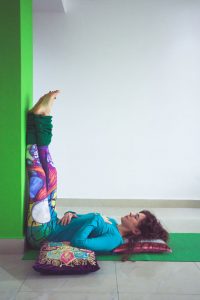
[121,210,169,261]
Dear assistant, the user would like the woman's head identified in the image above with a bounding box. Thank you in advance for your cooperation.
[120,210,169,262]
[120,212,146,236]
[137,210,169,242]
[120,210,169,242]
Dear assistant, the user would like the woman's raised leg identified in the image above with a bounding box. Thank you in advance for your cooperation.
[26,90,60,249]
[26,123,51,248]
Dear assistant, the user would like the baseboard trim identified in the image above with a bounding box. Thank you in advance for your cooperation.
[57,198,200,208]
[0,239,25,254]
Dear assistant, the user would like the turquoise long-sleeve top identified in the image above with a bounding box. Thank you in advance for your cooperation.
[47,212,124,252]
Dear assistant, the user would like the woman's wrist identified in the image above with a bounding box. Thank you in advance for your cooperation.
[64,211,76,215]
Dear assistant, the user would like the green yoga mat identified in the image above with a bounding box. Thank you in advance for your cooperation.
[22,233,200,262]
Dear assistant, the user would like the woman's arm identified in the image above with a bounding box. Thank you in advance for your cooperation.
[58,211,112,226]
[70,214,121,252]
[57,212,78,225]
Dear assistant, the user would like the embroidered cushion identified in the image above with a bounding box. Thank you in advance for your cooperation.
[113,239,172,254]
[33,241,100,274]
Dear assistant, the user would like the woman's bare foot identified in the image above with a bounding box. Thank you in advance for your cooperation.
[29,90,60,116]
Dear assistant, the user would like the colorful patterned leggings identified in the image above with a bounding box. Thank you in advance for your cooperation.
[26,144,58,249]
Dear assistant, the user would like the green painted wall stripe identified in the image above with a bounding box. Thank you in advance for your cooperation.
[20,0,33,236]
[0,0,32,238]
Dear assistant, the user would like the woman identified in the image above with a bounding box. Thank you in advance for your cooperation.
[26,91,169,253]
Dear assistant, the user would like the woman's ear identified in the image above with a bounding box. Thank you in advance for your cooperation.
[131,227,141,236]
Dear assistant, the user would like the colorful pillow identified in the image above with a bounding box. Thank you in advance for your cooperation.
[33,241,100,274]
[113,239,172,254]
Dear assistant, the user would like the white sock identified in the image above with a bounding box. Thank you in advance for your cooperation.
[31,199,51,223]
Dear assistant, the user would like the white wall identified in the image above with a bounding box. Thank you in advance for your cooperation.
[33,0,200,200]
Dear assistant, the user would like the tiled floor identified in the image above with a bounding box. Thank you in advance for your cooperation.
[0,206,200,300]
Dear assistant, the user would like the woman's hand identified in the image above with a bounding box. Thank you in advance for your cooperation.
[101,215,112,224]
[57,212,78,226]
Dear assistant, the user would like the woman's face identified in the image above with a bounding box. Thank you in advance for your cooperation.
[121,212,146,234]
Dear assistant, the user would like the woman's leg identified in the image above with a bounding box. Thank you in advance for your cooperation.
[33,113,57,217]
[26,127,52,248]
[26,91,60,249]
[37,146,57,215]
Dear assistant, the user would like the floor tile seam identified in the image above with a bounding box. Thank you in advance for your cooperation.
[194,262,200,272]
[114,262,120,300]
[14,277,27,297]
[16,290,120,295]
[117,292,200,295]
